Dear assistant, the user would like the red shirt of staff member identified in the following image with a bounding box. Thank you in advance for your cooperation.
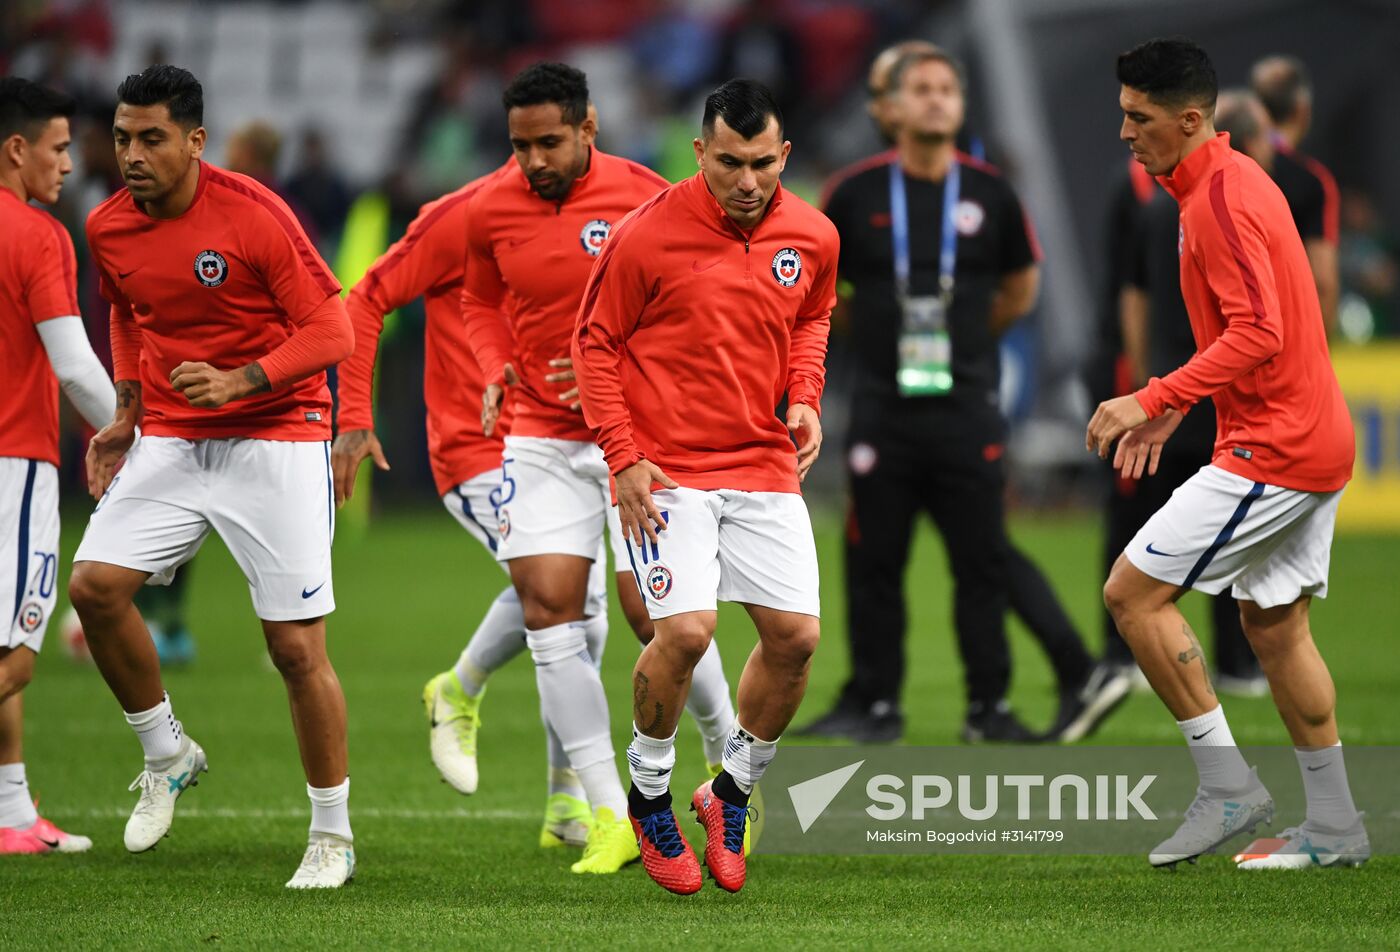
[1088,39,1365,870]
[573,80,838,895]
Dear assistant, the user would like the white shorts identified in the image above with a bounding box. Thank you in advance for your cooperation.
[74,436,335,621]
[495,436,609,563]
[1125,464,1342,609]
[1,459,60,653]
[620,487,820,620]
[443,466,609,616]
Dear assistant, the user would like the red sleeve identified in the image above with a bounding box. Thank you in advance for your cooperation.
[258,293,354,389]
[573,217,651,475]
[1136,171,1283,417]
[25,214,80,322]
[338,201,467,431]
[1308,156,1340,246]
[243,201,352,389]
[787,227,836,414]
[461,204,516,388]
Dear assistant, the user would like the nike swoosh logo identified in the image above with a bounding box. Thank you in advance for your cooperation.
[302,583,326,599]
[5,780,24,786]
[118,268,141,279]
[1145,542,1179,557]
[691,258,723,274]
[1192,727,1215,740]
[37,835,59,848]
[1306,764,1329,772]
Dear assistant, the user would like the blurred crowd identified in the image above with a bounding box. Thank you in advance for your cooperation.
[4,0,1398,498]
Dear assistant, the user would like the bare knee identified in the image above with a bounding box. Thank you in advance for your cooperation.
[1239,598,1310,663]
[764,618,820,673]
[68,562,142,622]
[511,557,589,629]
[653,617,713,669]
[0,649,34,698]
[264,625,327,681]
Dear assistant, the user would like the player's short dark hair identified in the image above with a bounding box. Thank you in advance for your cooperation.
[0,77,76,142]
[1251,55,1310,125]
[116,64,204,129]
[502,62,589,126]
[1117,37,1217,113]
[887,48,967,97]
[702,79,783,140]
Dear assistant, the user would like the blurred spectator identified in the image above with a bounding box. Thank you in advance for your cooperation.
[714,0,801,129]
[286,127,352,257]
[225,119,321,248]
[1339,189,1399,340]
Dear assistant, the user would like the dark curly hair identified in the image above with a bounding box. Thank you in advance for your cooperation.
[502,62,589,126]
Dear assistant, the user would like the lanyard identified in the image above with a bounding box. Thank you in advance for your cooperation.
[889,158,960,299]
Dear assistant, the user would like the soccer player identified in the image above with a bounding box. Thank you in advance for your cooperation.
[1250,56,1340,333]
[69,65,359,887]
[1091,38,1368,869]
[0,77,115,855]
[460,62,669,875]
[574,79,837,894]
[809,44,1124,745]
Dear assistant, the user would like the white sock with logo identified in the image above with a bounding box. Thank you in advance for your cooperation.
[1296,743,1361,832]
[124,692,183,763]
[527,622,627,815]
[455,586,526,696]
[0,762,37,829]
[1176,705,1251,793]
[308,777,352,841]
[720,722,779,795]
[685,641,734,767]
[626,724,676,800]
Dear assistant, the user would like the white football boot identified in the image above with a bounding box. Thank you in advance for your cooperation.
[286,833,356,888]
[422,672,480,794]
[1149,768,1274,867]
[124,734,208,852]
[1237,815,1370,870]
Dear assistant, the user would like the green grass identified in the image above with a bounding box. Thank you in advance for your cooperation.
[5,506,1398,949]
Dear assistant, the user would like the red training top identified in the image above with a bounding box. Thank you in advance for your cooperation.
[461,149,668,442]
[573,172,838,494]
[87,162,351,442]
[341,162,515,494]
[1137,133,1353,492]
[0,189,79,466]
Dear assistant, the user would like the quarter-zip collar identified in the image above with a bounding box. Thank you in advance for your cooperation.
[1160,132,1230,202]
[682,171,786,242]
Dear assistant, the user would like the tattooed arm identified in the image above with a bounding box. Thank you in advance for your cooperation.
[86,380,142,500]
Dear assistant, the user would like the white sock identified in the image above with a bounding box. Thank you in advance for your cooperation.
[0,762,37,829]
[1176,705,1252,792]
[455,586,527,696]
[626,724,676,800]
[124,692,183,763]
[308,777,352,841]
[685,640,734,766]
[720,722,779,795]
[582,613,607,670]
[1296,743,1360,832]
[526,622,626,815]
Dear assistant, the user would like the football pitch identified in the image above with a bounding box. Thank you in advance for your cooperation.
[6,505,1398,949]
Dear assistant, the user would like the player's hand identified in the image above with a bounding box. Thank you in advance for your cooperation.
[330,428,390,506]
[482,363,519,437]
[86,420,137,500]
[787,403,822,482]
[169,361,251,408]
[615,459,679,547]
[1086,394,1150,459]
[1113,409,1182,480]
[545,356,580,413]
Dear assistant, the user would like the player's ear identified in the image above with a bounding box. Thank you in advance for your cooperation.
[187,125,207,159]
[1,133,24,169]
[1180,105,1203,137]
[578,112,597,147]
[692,137,705,169]
[778,140,792,174]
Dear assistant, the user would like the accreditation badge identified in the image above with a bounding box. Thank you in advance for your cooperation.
[896,294,953,396]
